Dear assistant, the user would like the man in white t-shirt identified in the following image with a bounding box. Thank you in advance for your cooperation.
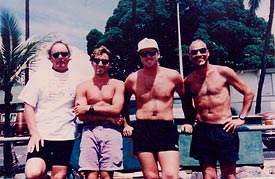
[18,41,85,179]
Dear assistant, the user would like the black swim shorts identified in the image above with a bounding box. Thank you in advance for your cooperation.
[132,120,179,154]
[190,122,239,165]
[26,139,75,171]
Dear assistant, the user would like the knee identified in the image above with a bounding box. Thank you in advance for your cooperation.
[203,170,217,179]
[51,172,67,179]
[25,159,47,179]
[25,167,46,179]
[161,172,179,179]
[144,171,160,179]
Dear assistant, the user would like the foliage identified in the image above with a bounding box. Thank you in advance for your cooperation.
[86,29,103,55]
[86,0,275,80]
[0,9,50,104]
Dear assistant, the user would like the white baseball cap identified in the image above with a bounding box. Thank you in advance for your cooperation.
[137,38,159,52]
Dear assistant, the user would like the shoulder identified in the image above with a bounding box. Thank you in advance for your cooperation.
[160,67,183,81]
[125,71,138,83]
[27,69,51,84]
[76,80,90,91]
[110,78,124,86]
[213,65,237,78]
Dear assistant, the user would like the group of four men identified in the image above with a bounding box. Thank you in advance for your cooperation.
[18,37,254,179]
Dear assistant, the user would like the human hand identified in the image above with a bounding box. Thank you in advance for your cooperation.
[27,133,44,153]
[180,124,193,134]
[73,104,89,116]
[108,116,124,126]
[223,119,245,133]
[123,125,134,137]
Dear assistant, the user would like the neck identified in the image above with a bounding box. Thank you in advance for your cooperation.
[52,67,68,73]
[143,64,159,74]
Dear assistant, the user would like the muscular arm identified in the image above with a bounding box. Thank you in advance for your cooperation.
[225,67,255,116]
[122,75,135,136]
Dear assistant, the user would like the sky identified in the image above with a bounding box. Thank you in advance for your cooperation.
[0,0,120,51]
[0,0,273,53]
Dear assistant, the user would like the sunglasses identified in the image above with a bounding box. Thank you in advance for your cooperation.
[52,52,69,58]
[190,48,207,55]
[139,50,158,58]
[90,58,110,65]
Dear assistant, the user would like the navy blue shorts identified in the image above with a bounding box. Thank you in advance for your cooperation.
[26,140,75,171]
[190,122,239,165]
[132,120,179,154]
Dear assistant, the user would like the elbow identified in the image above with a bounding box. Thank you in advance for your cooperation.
[248,90,255,100]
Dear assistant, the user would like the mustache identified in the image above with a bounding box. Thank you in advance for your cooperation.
[194,55,207,60]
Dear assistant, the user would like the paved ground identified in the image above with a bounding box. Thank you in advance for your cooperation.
[1,144,275,179]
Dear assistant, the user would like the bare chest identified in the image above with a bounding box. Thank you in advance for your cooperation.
[135,78,175,101]
[86,85,115,104]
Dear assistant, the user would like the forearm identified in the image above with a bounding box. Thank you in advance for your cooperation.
[92,105,122,116]
[24,105,40,136]
[240,90,255,115]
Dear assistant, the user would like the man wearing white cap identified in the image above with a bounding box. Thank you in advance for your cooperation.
[123,38,186,179]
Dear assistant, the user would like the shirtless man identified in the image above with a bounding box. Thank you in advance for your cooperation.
[182,39,255,179]
[74,46,125,179]
[123,38,186,179]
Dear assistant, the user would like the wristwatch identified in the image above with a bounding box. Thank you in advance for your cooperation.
[89,105,95,114]
[239,114,246,120]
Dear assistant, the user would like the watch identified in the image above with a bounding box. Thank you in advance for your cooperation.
[89,105,95,114]
[239,114,246,120]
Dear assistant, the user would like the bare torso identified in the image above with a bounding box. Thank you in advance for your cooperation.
[77,78,123,122]
[185,64,232,124]
[126,66,183,121]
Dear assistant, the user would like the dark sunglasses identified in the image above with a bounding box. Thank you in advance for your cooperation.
[190,48,207,55]
[52,52,69,58]
[139,50,158,58]
[90,58,110,65]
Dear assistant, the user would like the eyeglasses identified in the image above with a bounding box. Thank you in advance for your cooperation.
[52,52,69,58]
[190,48,207,55]
[139,50,158,58]
[90,58,110,65]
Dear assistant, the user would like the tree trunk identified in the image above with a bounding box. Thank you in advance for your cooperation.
[25,0,30,84]
[3,86,19,176]
[255,0,274,113]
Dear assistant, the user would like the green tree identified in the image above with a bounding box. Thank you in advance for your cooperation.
[86,29,103,55]
[0,9,48,176]
[248,0,275,113]
[86,0,274,80]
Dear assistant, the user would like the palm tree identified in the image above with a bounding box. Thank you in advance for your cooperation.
[248,0,274,113]
[0,9,48,176]
[25,0,30,84]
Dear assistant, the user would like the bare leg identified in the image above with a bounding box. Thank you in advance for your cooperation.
[200,161,217,179]
[137,152,159,179]
[86,171,99,179]
[25,158,47,179]
[220,162,236,179]
[100,171,114,179]
[158,151,179,179]
[51,165,68,179]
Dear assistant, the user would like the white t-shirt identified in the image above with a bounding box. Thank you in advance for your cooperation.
[18,69,86,140]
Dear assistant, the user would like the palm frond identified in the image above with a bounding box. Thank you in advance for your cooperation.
[0,9,21,60]
[9,34,53,83]
[248,0,261,11]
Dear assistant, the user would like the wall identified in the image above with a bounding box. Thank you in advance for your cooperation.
[230,68,275,114]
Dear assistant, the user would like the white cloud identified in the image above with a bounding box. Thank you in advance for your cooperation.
[0,0,119,51]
